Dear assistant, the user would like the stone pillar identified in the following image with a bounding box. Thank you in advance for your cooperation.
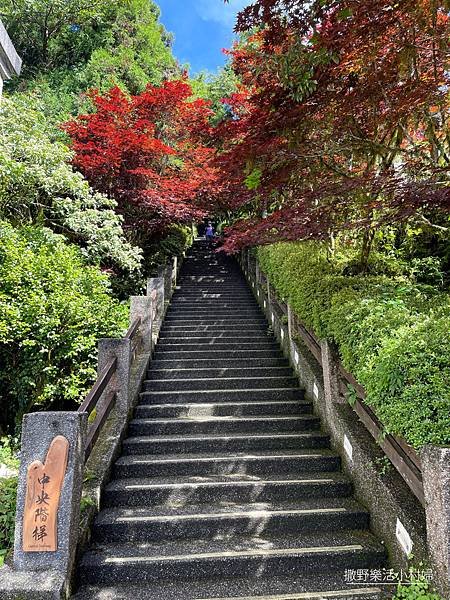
[147,276,164,333]
[422,446,450,598]
[13,411,87,578]
[287,304,293,341]
[159,265,172,302]
[267,284,274,326]
[286,304,299,376]
[255,262,260,286]
[321,339,345,405]
[97,338,132,415]
[130,296,153,353]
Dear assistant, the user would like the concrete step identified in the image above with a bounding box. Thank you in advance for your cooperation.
[114,449,341,478]
[152,349,285,360]
[167,306,261,319]
[166,307,263,313]
[170,301,258,306]
[169,301,260,308]
[134,399,312,418]
[175,288,251,292]
[158,330,273,339]
[150,357,289,369]
[162,317,267,324]
[127,415,320,436]
[139,388,305,404]
[73,575,386,600]
[142,376,299,392]
[163,315,268,323]
[155,342,280,352]
[102,473,352,508]
[147,367,293,379]
[175,283,249,288]
[156,335,276,344]
[93,498,369,543]
[163,315,266,323]
[170,297,258,303]
[122,431,330,455]
[78,531,386,585]
[171,297,258,304]
[160,324,270,332]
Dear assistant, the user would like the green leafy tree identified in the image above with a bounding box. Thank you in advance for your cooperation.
[1,0,178,94]
[191,64,240,123]
[78,0,178,94]
[0,0,115,74]
[0,95,142,273]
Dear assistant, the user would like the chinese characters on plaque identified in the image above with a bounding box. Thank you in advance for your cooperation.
[23,435,69,552]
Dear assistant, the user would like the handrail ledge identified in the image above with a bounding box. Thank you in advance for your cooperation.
[78,357,117,415]
[125,317,142,341]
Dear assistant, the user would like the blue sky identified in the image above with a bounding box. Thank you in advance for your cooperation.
[157,0,249,74]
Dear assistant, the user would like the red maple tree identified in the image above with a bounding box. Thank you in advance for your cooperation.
[219,1,450,259]
[65,80,218,244]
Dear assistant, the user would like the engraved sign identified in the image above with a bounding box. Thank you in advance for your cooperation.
[23,435,69,552]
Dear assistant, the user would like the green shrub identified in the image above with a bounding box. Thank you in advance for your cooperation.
[0,222,128,434]
[0,438,19,471]
[0,95,142,274]
[363,316,450,448]
[393,575,442,599]
[143,225,194,275]
[0,476,17,565]
[257,242,450,448]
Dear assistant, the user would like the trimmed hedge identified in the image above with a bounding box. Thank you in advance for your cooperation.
[258,242,450,449]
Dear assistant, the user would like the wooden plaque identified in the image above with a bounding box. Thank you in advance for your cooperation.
[23,435,69,552]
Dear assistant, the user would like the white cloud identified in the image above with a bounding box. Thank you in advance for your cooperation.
[196,0,250,28]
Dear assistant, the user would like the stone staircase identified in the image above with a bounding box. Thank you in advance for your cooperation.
[73,241,387,599]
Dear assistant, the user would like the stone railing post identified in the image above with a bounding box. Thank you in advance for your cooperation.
[321,339,345,406]
[422,446,450,597]
[147,274,165,339]
[286,304,299,370]
[255,261,260,287]
[10,411,87,596]
[161,264,173,303]
[130,296,153,353]
[287,304,293,341]
[97,338,132,415]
